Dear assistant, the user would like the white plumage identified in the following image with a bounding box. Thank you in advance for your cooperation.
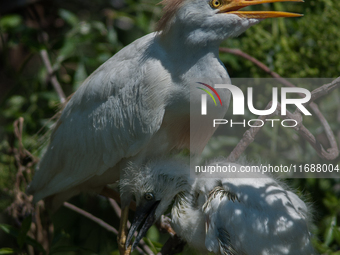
[26,0,305,253]
[121,159,316,255]
[27,11,233,207]
[28,0,301,209]
[172,162,315,255]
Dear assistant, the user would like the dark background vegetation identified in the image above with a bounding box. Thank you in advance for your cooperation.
[0,0,339,254]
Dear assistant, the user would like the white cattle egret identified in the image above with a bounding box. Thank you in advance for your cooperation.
[122,159,316,255]
[27,0,303,205]
[27,0,303,253]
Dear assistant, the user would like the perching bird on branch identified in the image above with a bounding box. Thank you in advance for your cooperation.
[27,0,303,253]
[122,159,316,255]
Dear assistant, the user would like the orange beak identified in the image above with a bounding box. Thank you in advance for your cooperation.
[219,0,304,18]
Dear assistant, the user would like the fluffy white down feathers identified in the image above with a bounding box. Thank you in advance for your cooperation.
[120,159,316,255]
[173,168,315,254]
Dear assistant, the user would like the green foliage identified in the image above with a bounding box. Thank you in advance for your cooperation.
[0,0,339,254]
[222,1,340,78]
[0,220,46,254]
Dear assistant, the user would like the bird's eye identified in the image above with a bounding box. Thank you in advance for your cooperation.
[144,192,154,201]
[210,0,222,9]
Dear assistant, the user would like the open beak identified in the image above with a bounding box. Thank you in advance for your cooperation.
[125,200,160,251]
[219,0,304,19]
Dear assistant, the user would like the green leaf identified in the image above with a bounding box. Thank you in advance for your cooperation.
[107,27,118,44]
[17,215,32,248]
[92,21,107,34]
[324,215,337,246]
[24,236,46,254]
[0,224,19,236]
[334,227,340,245]
[0,15,22,29]
[49,245,95,254]
[0,248,15,254]
[74,61,88,90]
[59,9,79,27]
[0,223,46,255]
[143,237,162,254]
[146,225,159,242]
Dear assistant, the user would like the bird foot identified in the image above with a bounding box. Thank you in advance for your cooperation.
[118,205,132,255]
[157,215,176,237]
[118,238,131,255]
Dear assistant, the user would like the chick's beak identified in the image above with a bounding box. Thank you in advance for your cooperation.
[219,0,304,18]
[125,200,160,251]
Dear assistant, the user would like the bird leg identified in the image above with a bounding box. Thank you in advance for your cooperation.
[119,205,132,255]
[100,187,134,254]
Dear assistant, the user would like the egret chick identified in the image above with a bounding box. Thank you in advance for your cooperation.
[173,162,316,255]
[122,159,316,255]
[120,158,190,250]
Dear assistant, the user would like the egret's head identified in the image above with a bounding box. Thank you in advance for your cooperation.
[120,159,190,250]
[157,0,303,44]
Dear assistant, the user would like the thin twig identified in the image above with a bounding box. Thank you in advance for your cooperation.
[226,102,277,162]
[282,103,338,160]
[220,47,340,161]
[309,103,338,151]
[40,49,66,104]
[220,47,340,100]
[29,5,66,104]
[219,47,296,88]
[227,101,339,162]
[303,79,340,149]
[9,118,45,253]
[63,202,118,235]
[308,77,340,103]
[65,201,148,255]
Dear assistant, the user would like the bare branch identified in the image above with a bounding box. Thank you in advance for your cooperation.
[220,47,340,161]
[309,77,340,103]
[63,202,118,235]
[40,49,66,104]
[9,118,51,253]
[226,102,277,162]
[227,102,339,162]
[28,5,66,104]
[219,48,296,88]
[309,103,339,159]
[64,201,145,255]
